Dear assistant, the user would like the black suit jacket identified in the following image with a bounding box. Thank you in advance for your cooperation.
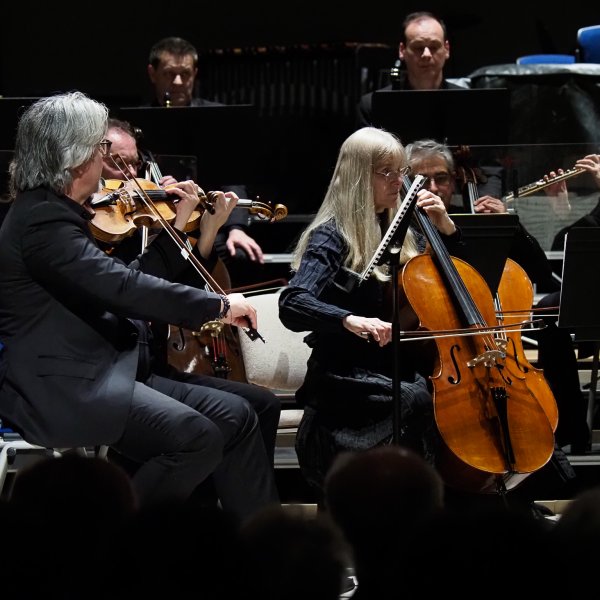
[0,187,221,447]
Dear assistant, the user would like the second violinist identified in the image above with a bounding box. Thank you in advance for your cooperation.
[98,117,282,477]
[94,118,198,259]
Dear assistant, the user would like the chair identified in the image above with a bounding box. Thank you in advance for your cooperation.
[516,54,575,65]
[577,25,600,63]
[0,431,64,501]
[0,424,106,501]
[238,290,311,454]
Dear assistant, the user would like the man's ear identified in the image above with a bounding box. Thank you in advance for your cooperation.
[71,164,85,178]
[147,64,156,84]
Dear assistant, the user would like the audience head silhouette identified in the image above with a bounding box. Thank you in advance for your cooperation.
[241,505,350,600]
[324,445,444,540]
[323,445,444,598]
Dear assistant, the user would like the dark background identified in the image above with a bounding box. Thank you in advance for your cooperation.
[2,3,597,99]
[2,4,600,220]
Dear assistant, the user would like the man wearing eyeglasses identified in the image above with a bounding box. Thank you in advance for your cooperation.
[100,119,261,271]
[357,11,467,128]
[98,118,282,484]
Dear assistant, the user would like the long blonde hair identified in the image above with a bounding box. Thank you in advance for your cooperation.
[291,127,420,279]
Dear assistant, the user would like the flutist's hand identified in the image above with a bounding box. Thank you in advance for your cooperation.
[575,154,600,188]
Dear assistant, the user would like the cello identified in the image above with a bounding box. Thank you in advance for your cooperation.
[167,256,248,382]
[495,259,559,430]
[453,156,560,430]
[400,178,556,494]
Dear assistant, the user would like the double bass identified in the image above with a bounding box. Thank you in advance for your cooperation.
[400,177,556,494]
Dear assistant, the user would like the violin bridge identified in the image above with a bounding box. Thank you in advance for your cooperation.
[199,320,224,337]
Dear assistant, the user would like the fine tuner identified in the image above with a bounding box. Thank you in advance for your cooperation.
[504,167,585,204]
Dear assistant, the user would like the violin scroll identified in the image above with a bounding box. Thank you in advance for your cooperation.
[205,192,288,222]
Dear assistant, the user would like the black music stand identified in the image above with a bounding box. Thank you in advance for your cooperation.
[558,227,600,430]
[449,213,520,295]
[377,176,424,443]
[371,88,510,146]
[115,105,259,190]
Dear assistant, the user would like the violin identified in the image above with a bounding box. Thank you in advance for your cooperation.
[89,178,288,244]
[89,178,200,243]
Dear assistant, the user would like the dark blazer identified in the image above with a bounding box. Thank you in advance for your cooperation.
[0,187,221,448]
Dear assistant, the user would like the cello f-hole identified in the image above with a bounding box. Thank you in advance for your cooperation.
[448,344,462,384]
[505,337,529,374]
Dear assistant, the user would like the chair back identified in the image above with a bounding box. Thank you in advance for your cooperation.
[238,291,310,392]
[577,25,600,63]
[516,54,575,65]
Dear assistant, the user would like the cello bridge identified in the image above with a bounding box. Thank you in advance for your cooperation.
[467,349,505,368]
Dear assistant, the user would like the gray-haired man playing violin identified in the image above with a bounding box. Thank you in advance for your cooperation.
[0,92,280,519]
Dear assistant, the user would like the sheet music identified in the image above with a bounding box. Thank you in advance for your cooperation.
[358,174,426,283]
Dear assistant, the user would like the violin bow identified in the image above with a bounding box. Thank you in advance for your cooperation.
[103,153,264,342]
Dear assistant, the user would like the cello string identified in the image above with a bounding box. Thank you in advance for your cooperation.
[397,325,546,343]
[415,206,499,351]
[397,317,545,338]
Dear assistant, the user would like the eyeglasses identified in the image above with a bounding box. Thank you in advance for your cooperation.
[110,154,143,172]
[98,139,112,156]
[374,166,411,181]
[423,173,453,187]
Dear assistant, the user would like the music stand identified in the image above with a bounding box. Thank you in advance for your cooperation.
[115,105,259,190]
[449,213,520,295]
[558,227,600,430]
[371,88,510,146]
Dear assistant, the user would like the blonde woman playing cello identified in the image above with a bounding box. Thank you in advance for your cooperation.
[279,127,461,505]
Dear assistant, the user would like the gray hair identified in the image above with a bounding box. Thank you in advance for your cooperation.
[10,91,108,196]
[405,139,454,171]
